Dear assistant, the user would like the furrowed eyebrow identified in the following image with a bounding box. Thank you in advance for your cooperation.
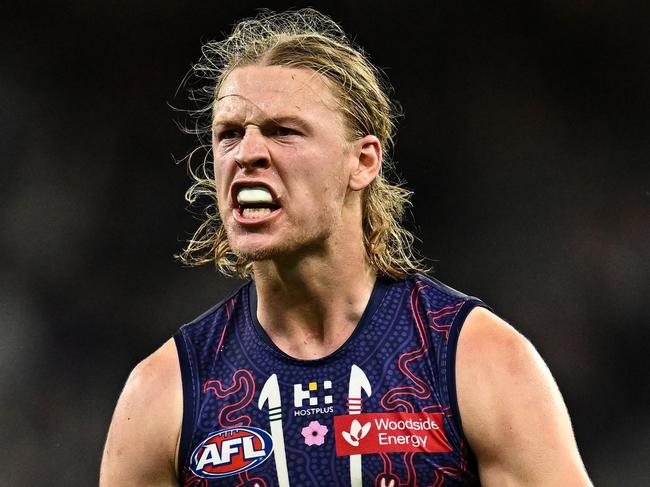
[211,118,240,129]
[212,115,312,132]
[266,116,311,132]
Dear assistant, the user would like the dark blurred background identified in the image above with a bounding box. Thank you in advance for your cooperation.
[1,1,648,485]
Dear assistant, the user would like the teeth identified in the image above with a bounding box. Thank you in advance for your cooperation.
[237,186,273,204]
[242,207,272,219]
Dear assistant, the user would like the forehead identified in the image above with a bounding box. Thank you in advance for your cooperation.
[213,65,340,122]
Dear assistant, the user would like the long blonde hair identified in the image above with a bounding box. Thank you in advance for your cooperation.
[178,8,427,279]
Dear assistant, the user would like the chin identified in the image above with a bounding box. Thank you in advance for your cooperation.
[233,245,277,262]
[229,235,288,262]
[227,222,333,264]
[230,235,325,265]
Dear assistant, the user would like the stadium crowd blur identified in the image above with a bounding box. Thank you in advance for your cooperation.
[1,1,648,485]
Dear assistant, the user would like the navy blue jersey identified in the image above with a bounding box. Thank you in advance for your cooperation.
[174,274,488,486]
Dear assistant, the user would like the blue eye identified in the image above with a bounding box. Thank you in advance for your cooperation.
[274,126,295,136]
[220,129,242,140]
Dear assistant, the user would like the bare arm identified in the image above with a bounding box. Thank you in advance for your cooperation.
[457,307,592,486]
[100,339,182,487]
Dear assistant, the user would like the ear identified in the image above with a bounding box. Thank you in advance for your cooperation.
[348,135,382,191]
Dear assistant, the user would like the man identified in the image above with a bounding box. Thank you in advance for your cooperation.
[101,9,592,486]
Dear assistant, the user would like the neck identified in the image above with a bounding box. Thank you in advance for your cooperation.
[252,233,376,360]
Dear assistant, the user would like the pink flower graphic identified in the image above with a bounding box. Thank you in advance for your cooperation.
[301,420,328,446]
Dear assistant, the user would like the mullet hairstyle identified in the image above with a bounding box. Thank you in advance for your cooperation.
[178,8,427,279]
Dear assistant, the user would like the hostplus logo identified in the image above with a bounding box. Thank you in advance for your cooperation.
[293,380,334,416]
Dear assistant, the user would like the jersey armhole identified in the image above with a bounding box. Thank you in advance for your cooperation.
[173,331,197,477]
[447,299,491,445]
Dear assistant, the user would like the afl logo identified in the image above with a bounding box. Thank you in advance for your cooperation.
[190,426,274,478]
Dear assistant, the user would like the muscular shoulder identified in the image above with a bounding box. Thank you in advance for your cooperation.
[456,307,557,444]
[100,339,182,487]
[456,307,591,486]
[126,339,181,404]
[457,308,543,392]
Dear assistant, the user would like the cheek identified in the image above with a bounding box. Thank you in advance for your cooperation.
[212,156,234,188]
[211,164,231,213]
[319,165,349,199]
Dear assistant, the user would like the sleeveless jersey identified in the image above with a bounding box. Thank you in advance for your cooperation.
[174,274,488,486]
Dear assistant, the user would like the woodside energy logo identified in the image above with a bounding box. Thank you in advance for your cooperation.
[333,412,452,455]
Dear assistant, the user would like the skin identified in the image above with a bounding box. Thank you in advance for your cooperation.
[457,307,592,486]
[212,65,381,358]
[100,64,592,486]
[100,338,181,486]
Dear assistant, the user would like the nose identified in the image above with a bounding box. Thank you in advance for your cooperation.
[234,128,270,171]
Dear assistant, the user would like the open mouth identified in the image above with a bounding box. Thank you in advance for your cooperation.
[234,185,281,220]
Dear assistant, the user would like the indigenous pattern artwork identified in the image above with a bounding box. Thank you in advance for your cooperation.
[175,275,487,486]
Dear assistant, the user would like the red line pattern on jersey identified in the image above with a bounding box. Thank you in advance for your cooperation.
[403,451,417,486]
[214,298,237,357]
[375,470,400,487]
[381,283,433,412]
[426,302,463,340]
[376,280,467,486]
[203,369,268,486]
[203,369,255,428]
[379,452,391,474]
[225,297,236,319]
[235,475,267,487]
[429,466,462,487]
[458,440,468,473]
[182,467,208,486]
[422,404,444,413]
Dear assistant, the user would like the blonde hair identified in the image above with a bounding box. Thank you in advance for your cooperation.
[178,8,427,279]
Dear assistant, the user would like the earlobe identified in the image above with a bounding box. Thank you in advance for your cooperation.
[349,135,382,191]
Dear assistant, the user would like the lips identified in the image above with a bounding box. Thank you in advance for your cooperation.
[230,181,282,223]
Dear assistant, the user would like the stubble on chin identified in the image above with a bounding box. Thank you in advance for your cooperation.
[229,235,308,263]
[225,226,295,263]
[232,245,276,263]
[227,226,334,265]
